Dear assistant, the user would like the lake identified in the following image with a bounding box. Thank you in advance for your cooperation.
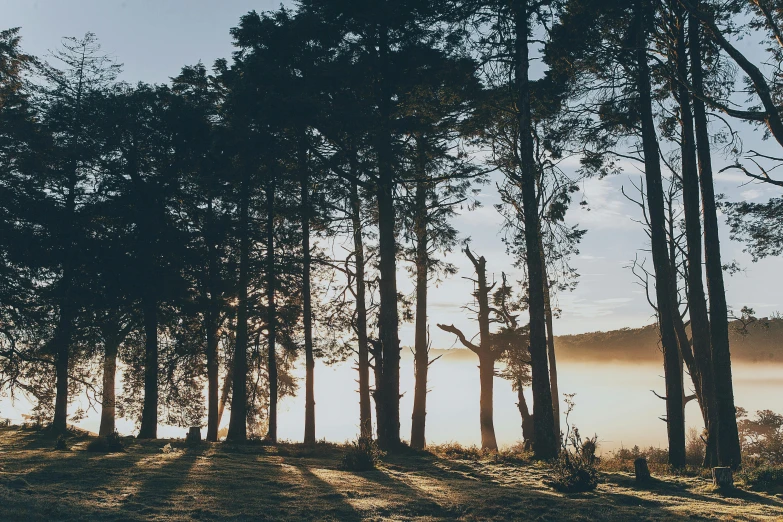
[2,353,780,453]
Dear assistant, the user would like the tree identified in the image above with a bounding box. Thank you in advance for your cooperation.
[437,246,509,451]
[39,33,121,433]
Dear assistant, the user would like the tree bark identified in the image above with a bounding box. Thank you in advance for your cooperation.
[350,176,372,439]
[206,200,220,442]
[226,175,249,442]
[374,21,401,451]
[411,137,429,450]
[302,141,316,445]
[540,244,560,440]
[635,0,686,467]
[689,5,742,469]
[137,294,158,439]
[99,332,120,437]
[674,7,719,468]
[513,0,558,460]
[478,353,498,451]
[516,381,534,448]
[266,177,278,444]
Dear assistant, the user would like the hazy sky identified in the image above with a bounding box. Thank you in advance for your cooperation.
[4,0,783,347]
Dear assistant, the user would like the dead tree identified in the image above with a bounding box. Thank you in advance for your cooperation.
[437,246,507,451]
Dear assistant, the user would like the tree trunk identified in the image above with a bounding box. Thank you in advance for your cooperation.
[217,359,232,429]
[472,250,498,451]
[513,0,558,460]
[478,354,498,451]
[689,5,742,470]
[540,246,560,440]
[205,311,219,442]
[137,294,158,439]
[266,178,278,444]
[205,199,220,443]
[411,145,429,449]
[674,8,719,468]
[516,381,534,448]
[52,321,70,434]
[226,177,249,442]
[99,333,120,437]
[52,173,77,434]
[350,177,372,439]
[635,0,686,467]
[374,22,401,451]
[302,144,316,445]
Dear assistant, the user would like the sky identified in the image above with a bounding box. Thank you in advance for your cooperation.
[4,0,783,348]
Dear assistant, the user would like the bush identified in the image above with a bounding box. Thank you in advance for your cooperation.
[342,436,384,471]
[549,394,599,493]
[550,428,599,492]
[54,434,68,451]
[738,464,783,493]
[86,431,124,453]
[685,428,706,466]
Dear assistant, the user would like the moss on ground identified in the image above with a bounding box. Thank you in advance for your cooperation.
[0,426,781,521]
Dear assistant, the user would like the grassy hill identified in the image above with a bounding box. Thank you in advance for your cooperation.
[1,426,781,520]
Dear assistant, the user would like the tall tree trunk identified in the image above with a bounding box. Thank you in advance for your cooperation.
[226,178,249,442]
[206,200,220,442]
[350,177,372,439]
[635,0,686,467]
[689,5,742,469]
[205,305,219,442]
[99,331,120,437]
[540,240,560,440]
[52,175,77,434]
[374,22,401,450]
[302,148,316,445]
[674,8,719,467]
[472,250,499,451]
[513,0,558,460]
[411,139,429,450]
[137,294,158,439]
[266,178,278,444]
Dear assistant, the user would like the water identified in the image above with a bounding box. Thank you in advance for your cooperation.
[2,354,780,452]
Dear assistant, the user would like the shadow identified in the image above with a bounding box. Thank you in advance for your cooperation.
[294,465,364,521]
[125,444,206,513]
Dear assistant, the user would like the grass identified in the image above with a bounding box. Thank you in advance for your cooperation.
[1,426,782,521]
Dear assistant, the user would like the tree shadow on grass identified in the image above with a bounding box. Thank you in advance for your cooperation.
[602,471,783,508]
[293,465,365,521]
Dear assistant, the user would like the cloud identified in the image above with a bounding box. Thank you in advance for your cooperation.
[595,297,634,304]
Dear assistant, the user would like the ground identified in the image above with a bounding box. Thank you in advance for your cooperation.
[0,427,781,521]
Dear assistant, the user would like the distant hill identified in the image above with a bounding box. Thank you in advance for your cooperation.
[428,318,783,363]
[555,318,783,363]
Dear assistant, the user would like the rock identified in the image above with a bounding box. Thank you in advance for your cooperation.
[712,467,733,489]
[634,457,651,484]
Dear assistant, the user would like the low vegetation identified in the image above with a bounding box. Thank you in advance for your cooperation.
[1,427,781,521]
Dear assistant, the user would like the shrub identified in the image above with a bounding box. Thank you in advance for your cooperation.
[549,394,599,493]
[738,464,783,493]
[86,431,125,453]
[342,436,384,471]
[54,434,68,451]
[685,427,706,467]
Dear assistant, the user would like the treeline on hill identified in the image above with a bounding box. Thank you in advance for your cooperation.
[555,316,783,363]
[2,0,783,475]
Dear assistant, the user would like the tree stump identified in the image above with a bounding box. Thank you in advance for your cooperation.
[634,457,651,484]
[186,427,202,443]
[712,467,733,489]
